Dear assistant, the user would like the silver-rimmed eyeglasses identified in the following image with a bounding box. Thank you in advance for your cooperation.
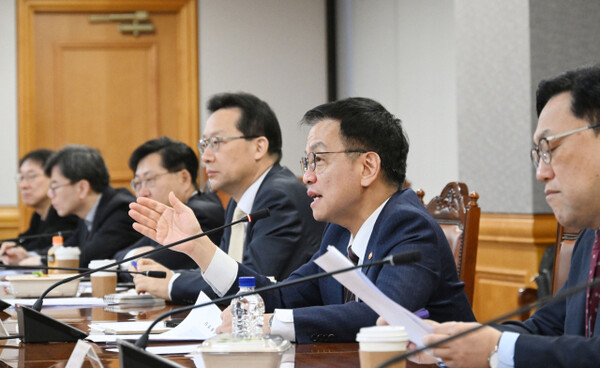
[300,150,367,173]
[15,172,42,183]
[48,182,72,195]
[531,123,600,168]
[198,136,258,154]
[130,172,173,192]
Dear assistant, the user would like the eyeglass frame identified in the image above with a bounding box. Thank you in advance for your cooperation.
[531,123,600,169]
[130,171,176,192]
[48,182,73,195]
[197,135,259,155]
[15,172,42,183]
[300,150,367,173]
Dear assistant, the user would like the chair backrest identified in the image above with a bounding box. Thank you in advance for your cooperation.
[417,182,481,305]
[551,225,579,294]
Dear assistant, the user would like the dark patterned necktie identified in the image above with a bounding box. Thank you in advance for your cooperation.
[585,231,600,337]
[343,245,360,303]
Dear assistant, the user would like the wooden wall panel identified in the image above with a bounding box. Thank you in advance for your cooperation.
[472,213,557,321]
[0,207,20,241]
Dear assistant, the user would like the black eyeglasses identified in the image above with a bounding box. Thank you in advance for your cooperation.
[531,123,600,168]
[198,136,258,154]
[300,150,367,173]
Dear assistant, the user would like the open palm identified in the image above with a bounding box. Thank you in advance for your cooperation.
[130,192,203,254]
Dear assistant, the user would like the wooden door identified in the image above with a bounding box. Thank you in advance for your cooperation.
[17,0,198,230]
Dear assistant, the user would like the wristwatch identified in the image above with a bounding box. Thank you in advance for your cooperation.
[488,344,498,368]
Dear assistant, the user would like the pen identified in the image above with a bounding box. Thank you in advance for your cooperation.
[131,260,138,270]
[414,308,429,319]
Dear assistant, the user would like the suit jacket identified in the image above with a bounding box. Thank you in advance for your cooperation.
[115,191,225,277]
[19,206,79,252]
[229,188,475,343]
[498,229,600,367]
[64,186,143,268]
[170,164,325,304]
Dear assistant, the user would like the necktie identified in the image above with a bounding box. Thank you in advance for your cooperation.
[585,231,600,337]
[228,205,246,263]
[343,245,360,303]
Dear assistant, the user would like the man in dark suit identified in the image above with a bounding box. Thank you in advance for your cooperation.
[114,137,224,276]
[407,65,600,368]
[1,149,78,265]
[129,97,475,342]
[132,93,324,303]
[14,145,143,268]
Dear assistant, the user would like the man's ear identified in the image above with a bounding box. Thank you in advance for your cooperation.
[254,136,270,160]
[360,152,381,187]
[178,169,192,185]
[75,179,91,199]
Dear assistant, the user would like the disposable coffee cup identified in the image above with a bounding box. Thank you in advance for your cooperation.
[88,259,117,298]
[356,326,409,368]
[55,247,81,274]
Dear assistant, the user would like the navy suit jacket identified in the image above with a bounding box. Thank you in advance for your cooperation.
[229,188,475,343]
[499,229,600,367]
[170,164,325,304]
[115,191,225,275]
[64,186,143,267]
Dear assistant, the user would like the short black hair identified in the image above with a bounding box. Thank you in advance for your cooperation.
[129,137,199,190]
[44,145,110,193]
[19,149,54,168]
[207,92,282,162]
[302,97,409,189]
[537,64,600,134]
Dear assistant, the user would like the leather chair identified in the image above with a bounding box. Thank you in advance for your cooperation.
[417,182,481,305]
[517,224,579,320]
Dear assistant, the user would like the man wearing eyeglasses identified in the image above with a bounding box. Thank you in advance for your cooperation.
[130,97,475,342]
[10,145,143,268]
[131,92,325,304]
[388,65,600,368]
[0,149,78,265]
[113,137,224,275]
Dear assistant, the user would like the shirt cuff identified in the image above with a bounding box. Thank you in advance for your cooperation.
[167,272,181,300]
[271,309,296,342]
[202,247,238,297]
[497,331,518,368]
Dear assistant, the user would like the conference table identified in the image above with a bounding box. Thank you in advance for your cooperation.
[0,300,436,367]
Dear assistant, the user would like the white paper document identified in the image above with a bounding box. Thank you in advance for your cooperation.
[106,344,200,355]
[3,297,106,307]
[87,291,221,343]
[314,246,433,347]
[90,321,170,335]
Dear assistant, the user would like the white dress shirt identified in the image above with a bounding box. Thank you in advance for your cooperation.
[167,167,272,298]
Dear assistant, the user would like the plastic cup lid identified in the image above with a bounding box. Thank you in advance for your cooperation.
[356,326,409,342]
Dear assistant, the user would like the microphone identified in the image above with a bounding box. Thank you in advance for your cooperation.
[0,230,74,244]
[14,208,270,343]
[376,276,600,368]
[0,264,167,278]
[384,250,423,265]
[131,250,422,351]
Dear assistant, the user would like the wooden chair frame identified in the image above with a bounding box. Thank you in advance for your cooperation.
[417,182,481,305]
[517,224,579,320]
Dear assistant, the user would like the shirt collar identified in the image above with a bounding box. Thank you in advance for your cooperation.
[236,166,273,215]
[84,194,102,232]
[348,197,391,263]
